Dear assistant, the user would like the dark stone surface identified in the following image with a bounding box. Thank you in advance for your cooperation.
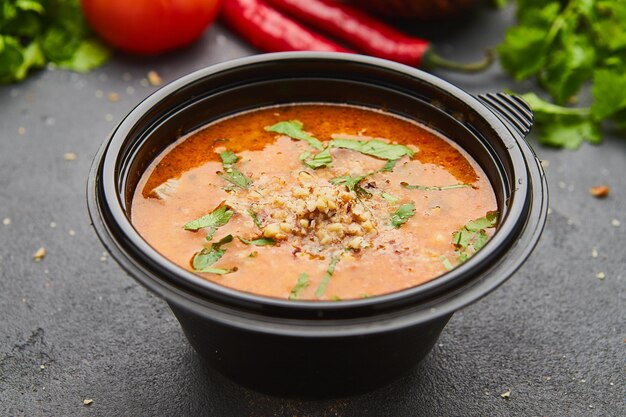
[1,6,623,417]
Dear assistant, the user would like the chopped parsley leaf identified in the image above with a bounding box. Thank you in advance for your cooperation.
[381,192,399,203]
[381,159,399,172]
[237,236,276,246]
[315,255,341,298]
[390,203,416,228]
[219,150,238,167]
[329,174,368,192]
[192,235,235,273]
[183,205,234,241]
[218,150,252,190]
[247,207,263,229]
[265,120,324,151]
[288,273,310,300]
[303,148,332,169]
[452,211,498,262]
[330,138,414,160]
[441,256,455,271]
[401,182,471,191]
[194,267,234,275]
[329,159,398,194]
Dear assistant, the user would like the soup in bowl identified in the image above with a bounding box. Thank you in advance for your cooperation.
[88,52,547,396]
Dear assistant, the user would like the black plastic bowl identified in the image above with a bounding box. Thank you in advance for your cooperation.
[87,52,547,397]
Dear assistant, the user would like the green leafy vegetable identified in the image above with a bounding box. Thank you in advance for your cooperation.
[441,256,455,271]
[520,92,601,149]
[218,150,252,190]
[315,255,341,298]
[237,236,276,246]
[265,120,324,151]
[247,207,263,229]
[390,203,416,228]
[452,211,498,262]
[381,192,399,203]
[330,138,414,160]
[192,235,235,273]
[183,205,234,241]
[302,148,332,169]
[401,182,470,191]
[381,159,399,172]
[288,273,310,300]
[329,159,400,195]
[498,0,626,147]
[219,150,238,168]
[329,173,369,193]
[0,0,111,84]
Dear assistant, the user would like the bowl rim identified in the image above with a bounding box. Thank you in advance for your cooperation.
[88,52,548,328]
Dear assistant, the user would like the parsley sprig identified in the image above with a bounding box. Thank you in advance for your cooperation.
[218,150,252,190]
[401,182,470,191]
[237,236,276,246]
[329,159,399,195]
[266,120,324,150]
[315,255,342,298]
[452,211,498,262]
[0,0,111,84]
[288,273,310,300]
[390,203,416,228]
[192,235,236,274]
[299,148,332,169]
[330,138,414,160]
[183,205,234,241]
[498,0,626,148]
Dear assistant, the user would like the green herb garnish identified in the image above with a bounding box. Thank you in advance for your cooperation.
[441,256,455,271]
[329,159,399,194]
[390,203,416,228]
[497,0,626,148]
[329,174,369,193]
[315,255,341,298]
[247,207,263,229]
[401,182,471,191]
[302,148,332,169]
[266,120,324,151]
[219,150,238,168]
[452,211,498,262]
[381,192,399,203]
[0,0,111,84]
[183,205,234,241]
[192,235,235,273]
[237,236,276,246]
[381,159,399,172]
[330,138,414,160]
[288,273,310,300]
[218,150,252,190]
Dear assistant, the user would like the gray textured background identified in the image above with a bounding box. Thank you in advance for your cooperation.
[1,6,624,417]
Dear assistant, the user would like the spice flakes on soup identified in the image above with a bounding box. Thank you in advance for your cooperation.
[131,104,498,300]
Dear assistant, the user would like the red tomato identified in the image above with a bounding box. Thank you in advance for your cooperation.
[81,0,223,54]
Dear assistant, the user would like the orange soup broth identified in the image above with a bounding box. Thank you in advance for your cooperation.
[131,104,497,300]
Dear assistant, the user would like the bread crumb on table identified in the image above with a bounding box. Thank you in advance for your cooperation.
[33,247,46,261]
[589,185,609,198]
[147,70,162,86]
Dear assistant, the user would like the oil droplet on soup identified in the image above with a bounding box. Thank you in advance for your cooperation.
[131,104,497,301]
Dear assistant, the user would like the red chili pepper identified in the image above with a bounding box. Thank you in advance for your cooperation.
[265,0,493,72]
[221,0,352,53]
